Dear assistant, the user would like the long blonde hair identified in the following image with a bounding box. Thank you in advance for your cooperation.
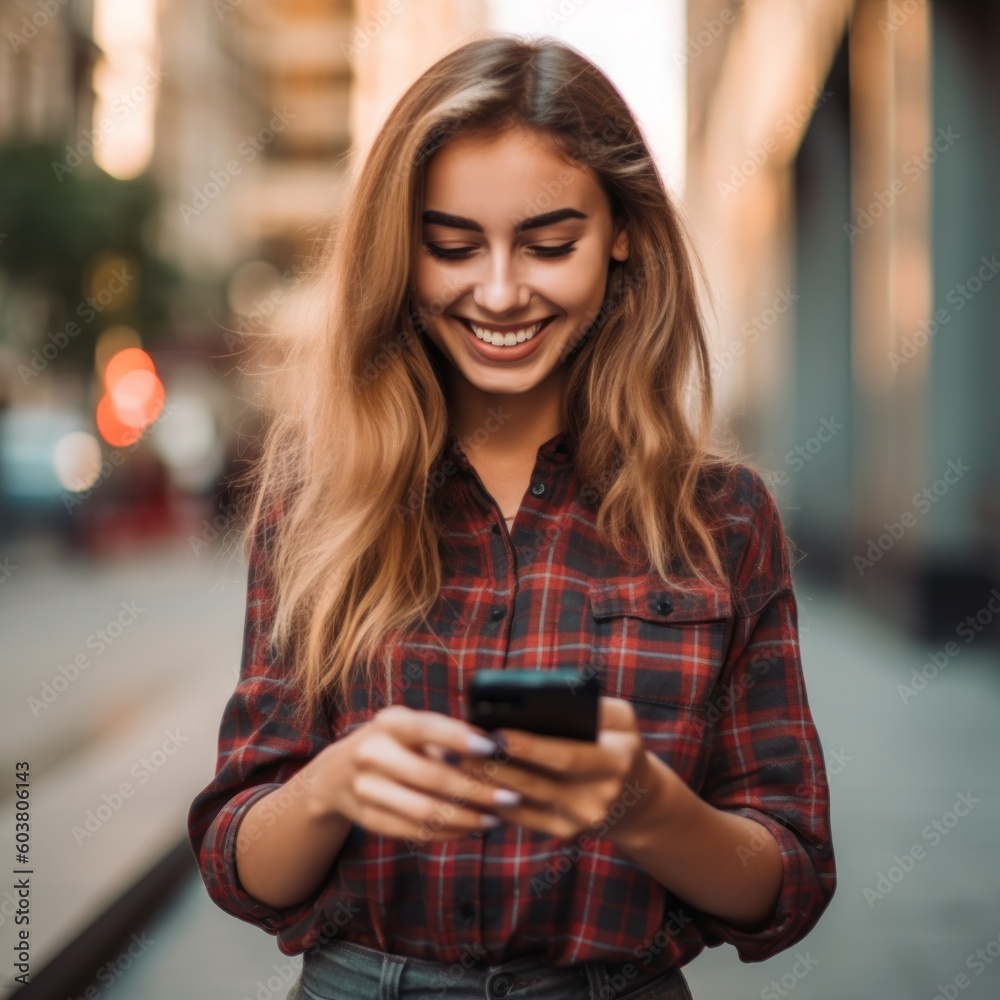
[234,33,745,725]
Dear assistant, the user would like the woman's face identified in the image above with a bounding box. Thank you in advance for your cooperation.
[411,126,628,400]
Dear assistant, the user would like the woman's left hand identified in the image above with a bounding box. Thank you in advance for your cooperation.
[453,695,667,844]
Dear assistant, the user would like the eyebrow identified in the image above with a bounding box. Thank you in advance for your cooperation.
[421,207,588,234]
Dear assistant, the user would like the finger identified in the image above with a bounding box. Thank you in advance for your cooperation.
[360,732,516,813]
[489,799,577,840]
[597,696,638,731]
[352,770,501,835]
[463,758,621,820]
[376,705,498,756]
[353,799,490,842]
[492,727,632,779]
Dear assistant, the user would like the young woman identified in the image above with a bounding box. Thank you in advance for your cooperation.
[188,33,836,1000]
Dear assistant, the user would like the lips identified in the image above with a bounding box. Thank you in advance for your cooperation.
[452,313,557,362]
[456,315,556,346]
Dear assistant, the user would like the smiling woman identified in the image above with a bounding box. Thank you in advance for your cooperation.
[188,32,836,1000]
[414,128,629,389]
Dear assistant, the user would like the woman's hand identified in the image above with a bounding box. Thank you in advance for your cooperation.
[450,696,667,844]
[303,704,511,843]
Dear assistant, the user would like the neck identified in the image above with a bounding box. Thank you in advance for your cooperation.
[445,368,567,463]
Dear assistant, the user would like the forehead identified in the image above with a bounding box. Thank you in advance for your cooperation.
[421,127,607,219]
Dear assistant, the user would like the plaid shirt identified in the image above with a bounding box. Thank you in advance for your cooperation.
[187,428,836,973]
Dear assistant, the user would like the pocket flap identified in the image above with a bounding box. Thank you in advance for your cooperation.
[588,576,732,624]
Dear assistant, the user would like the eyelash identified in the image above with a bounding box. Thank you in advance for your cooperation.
[421,240,578,261]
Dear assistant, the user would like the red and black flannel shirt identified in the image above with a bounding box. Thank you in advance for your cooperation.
[187,428,836,973]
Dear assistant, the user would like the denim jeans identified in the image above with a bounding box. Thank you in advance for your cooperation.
[285,936,694,1000]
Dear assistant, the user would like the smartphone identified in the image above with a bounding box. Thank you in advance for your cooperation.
[467,668,600,742]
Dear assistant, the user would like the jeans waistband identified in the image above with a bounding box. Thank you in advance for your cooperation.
[298,935,693,1000]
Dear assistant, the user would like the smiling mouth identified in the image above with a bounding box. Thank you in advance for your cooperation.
[455,315,556,347]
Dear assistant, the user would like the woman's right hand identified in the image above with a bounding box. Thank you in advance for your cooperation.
[300,705,519,842]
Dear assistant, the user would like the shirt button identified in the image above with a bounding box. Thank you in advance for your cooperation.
[491,974,512,997]
[490,605,505,621]
[530,481,545,496]
[652,597,673,614]
[458,900,476,926]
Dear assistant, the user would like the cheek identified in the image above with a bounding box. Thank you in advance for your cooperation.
[412,258,451,309]
[542,257,609,314]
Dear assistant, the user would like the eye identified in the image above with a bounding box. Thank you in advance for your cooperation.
[422,242,475,260]
[420,240,578,261]
[530,240,577,258]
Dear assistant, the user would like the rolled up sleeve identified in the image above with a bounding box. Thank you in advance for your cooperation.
[186,507,333,934]
[692,469,837,962]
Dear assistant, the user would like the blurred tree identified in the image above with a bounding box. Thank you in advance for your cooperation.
[0,139,183,370]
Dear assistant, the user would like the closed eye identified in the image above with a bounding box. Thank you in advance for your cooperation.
[421,240,578,261]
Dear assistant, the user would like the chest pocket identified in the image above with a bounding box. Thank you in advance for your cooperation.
[588,576,733,713]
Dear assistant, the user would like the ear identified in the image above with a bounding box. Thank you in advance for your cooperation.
[611,221,629,261]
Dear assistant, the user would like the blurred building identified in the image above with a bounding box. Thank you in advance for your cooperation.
[153,0,354,287]
[0,0,98,410]
[685,0,1000,643]
[0,0,97,141]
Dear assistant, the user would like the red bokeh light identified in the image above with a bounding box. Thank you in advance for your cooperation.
[95,347,166,446]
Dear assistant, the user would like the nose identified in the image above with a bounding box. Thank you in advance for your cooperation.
[472,249,530,315]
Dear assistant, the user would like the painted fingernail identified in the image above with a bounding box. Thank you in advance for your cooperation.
[480,813,502,828]
[492,788,521,806]
[467,733,499,755]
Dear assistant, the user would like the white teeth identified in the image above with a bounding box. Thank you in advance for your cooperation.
[469,321,542,346]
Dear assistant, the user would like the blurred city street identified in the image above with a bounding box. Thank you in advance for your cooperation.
[5,540,993,1000]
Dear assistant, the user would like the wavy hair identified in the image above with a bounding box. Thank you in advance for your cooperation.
[234,33,745,725]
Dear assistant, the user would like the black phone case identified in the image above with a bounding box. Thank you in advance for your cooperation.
[467,668,599,741]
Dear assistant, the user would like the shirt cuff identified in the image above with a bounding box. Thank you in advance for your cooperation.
[691,805,830,963]
[198,784,291,931]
